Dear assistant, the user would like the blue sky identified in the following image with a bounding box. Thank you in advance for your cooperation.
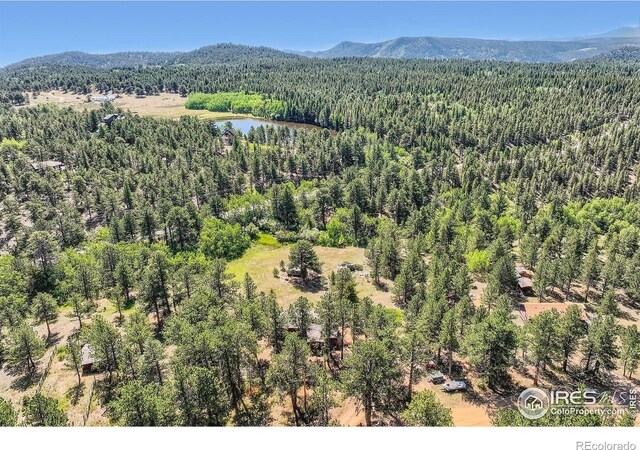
[0,1,638,66]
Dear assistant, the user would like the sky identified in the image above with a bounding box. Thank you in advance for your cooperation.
[0,1,639,66]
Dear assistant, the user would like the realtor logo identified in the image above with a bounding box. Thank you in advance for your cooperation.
[518,387,550,419]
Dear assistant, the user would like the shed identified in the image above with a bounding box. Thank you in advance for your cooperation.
[306,323,340,355]
[286,322,300,333]
[517,276,534,296]
[101,114,120,126]
[31,160,65,173]
[221,128,235,145]
[81,344,95,373]
[428,370,445,384]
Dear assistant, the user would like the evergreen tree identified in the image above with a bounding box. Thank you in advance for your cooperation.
[0,398,18,426]
[7,322,45,373]
[584,314,619,373]
[288,240,321,280]
[30,292,59,339]
[462,307,518,388]
[557,305,587,372]
[22,394,67,426]
[266,334,310,426]
[620,325,640,379]
[582,239,601,302]
[401,390,453,426]
[341,339,402,426]
[524,310,560,385]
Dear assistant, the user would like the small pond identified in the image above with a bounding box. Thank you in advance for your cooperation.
[215,118,328,134]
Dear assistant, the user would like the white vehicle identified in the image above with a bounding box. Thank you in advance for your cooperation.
[442,380,467,392]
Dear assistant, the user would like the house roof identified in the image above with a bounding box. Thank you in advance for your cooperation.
[31,160,65,170]
[81,344,95,366]
[517,277,533,289]
[306,323,338,342]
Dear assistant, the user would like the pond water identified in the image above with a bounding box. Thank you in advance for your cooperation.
[215,118,327,134]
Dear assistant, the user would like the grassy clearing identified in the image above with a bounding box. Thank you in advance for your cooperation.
[227,242,395,308]
[256,233,281,247]
[21,90,253,121]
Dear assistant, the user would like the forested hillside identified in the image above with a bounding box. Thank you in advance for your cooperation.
[0,50,639,427]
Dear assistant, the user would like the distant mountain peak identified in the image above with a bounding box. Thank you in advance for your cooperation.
[591,26,640,39]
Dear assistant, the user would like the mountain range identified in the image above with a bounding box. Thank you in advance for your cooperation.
[295,27,640,61]
[3,27,639,69]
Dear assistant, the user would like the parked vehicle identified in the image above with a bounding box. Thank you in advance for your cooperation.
[442,380,467,392]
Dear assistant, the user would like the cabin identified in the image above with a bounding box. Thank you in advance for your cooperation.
[81,344,95,373]
[221,128,235,146]
[515,264,534,278]
[306,323,340,355]
[101,114,120,126]
[517,276,534,296]
[31,160,65,174]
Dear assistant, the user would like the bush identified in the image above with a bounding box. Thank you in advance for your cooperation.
[244,223,260,239]
[200,218,251,260]
[257,233,280,247]
[317,217,353,247]
[466,249,490,273]
[275,230,298,243]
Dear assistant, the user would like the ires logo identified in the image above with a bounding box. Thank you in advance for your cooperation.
[517,387,636,419]
[550,390,599,405]
[517,388,550,419]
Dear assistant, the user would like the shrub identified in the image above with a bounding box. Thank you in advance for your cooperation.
[200,218,251,260]
[466,249,490,273]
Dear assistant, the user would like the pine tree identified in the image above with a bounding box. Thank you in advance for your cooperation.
[30,292,59,339]
[288,240,321,280]
[7,322,45,373]
[557,305,586,372]
[524,310,560,385]
[401,390,453,426]
[620,325,640,379]
[266,334,310,426]
[66,337,83,385]
[582,239,601,302]
[22,394,67,426]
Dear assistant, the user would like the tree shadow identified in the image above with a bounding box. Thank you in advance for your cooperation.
[290,277,327,294]
[112,315,125,327]
[8,369,39,391]
[66,382,86,406]
[93,376,115,406]
[46,331,62,347]
[373,281,389,292]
